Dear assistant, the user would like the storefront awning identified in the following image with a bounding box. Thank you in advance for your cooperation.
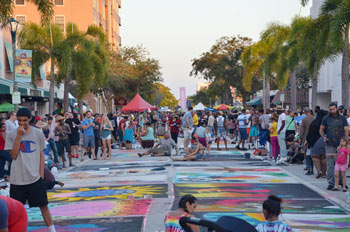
[247,97,262,106]
[4,42,13,72]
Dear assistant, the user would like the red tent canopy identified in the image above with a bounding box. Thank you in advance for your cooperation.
[122,94,157,112]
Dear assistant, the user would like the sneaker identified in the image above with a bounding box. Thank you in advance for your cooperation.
[76,154,79,158]
[327,185,335,190]
[71,154,76,158]
[235,145,241,150]
[241,148,248,151]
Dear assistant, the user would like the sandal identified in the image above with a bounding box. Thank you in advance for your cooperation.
[331,188,340,191]
[343,189,347,192]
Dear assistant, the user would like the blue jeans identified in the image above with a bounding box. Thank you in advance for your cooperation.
[0,150,11,178]
[48,139,59,163]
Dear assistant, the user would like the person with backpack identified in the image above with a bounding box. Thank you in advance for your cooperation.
[216,111,228,151]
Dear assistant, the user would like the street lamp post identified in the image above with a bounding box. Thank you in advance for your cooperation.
[8,18,19,111]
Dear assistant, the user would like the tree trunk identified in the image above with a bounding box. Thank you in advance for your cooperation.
[341,26,349,108]
[290,68,297,111]
[49,53,55,114]
[265,76,270,110]
[311,67,318,110]
[49,24,55,114]
[78,100,83,114]
[263,68,270,110]
[63,66,72,113]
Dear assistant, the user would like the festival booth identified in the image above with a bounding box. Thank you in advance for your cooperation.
[122,94,157,112]
[193,102,205,111]
[213,104,232,111]
[122,94,157,149]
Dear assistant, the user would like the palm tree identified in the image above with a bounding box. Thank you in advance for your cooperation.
[242,23,290,110]
[18,23,64,113]
[0,0,53,27]
[300,0,350,107]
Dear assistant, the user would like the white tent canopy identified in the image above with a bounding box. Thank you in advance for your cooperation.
[194,102,205,111]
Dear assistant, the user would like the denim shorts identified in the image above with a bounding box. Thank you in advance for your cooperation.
[217,127,226,138]
[239,128,248,140]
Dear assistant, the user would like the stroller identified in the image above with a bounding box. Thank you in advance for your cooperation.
[180,216,257,232]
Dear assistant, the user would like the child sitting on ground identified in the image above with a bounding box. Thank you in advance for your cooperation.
[286,134,304,164]
[256,195,292,232]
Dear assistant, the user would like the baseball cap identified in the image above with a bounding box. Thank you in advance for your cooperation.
[35,115,43,121]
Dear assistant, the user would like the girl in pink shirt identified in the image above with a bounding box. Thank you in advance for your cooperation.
[333,137,350,192]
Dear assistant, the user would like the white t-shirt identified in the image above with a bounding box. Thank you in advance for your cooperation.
[217,116,225,127]
[278,113,286,133]
[347,117,350,128]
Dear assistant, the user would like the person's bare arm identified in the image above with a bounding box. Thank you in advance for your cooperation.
[66,124,71,134]
[320,125,327,142]
[278,120,285,134]
[40,151,44,178]
[10,127,25,160]
[299,120,305,140]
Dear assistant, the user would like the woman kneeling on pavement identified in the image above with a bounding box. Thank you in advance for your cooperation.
[172,134,207,161]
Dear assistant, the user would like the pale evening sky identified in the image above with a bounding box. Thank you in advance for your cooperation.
[120,0,312,98]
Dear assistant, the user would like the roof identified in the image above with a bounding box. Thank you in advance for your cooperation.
[122,94,157,112]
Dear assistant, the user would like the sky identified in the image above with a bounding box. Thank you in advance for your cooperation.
[120,0,313,98]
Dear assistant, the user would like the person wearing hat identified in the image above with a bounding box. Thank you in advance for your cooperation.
[54,115,72,168]
[339,105,345,116]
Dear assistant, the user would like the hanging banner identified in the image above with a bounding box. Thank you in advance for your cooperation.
[180,87,187,110]
[15,49,32,83]
[4,42,13,72]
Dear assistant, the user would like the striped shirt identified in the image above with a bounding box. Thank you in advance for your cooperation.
[256,221,293,232]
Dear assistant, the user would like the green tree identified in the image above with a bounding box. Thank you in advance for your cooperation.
[0,0,53,27]
[104,45,162,105]
[300,0,350,107]
[242,23,290,109]
[191,36,257,106]
[18,22,64,113]
[152,83,178,108]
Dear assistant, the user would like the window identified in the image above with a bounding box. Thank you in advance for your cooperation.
[54,0,64,5]
[54,16,65,32]
[15,15,26,25]
[15,0,24,5]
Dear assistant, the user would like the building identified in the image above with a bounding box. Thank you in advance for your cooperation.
[13,0,122,48]
[309,0,343,109]
[196,81,210,91]
[8,0,122,114]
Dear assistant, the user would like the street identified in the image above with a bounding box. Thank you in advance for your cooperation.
[26,140,350,232]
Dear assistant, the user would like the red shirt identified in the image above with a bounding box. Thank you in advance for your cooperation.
[118,119,126,130]
[0,196,28,231]
[169,119,180,134]
[0,132,5,150]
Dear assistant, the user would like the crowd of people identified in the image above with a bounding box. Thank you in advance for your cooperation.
[0,102,350,231]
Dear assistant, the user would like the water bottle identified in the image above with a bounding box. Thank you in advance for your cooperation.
[347,191,350,204]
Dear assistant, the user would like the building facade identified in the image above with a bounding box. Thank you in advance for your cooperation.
[13,0,121,47]
[6,0,122,114]
[309,0,343,109]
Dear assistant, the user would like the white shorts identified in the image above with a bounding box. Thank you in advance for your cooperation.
[103,134,111,140]
[184,128,193,140]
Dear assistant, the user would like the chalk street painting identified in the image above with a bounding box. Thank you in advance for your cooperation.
[174,167,297,183]
[27,199,152,221]
[171,198,345,215]
[197,212,350,231]
[48,184,168,202]
[174,183,322,199]
[28,217,144,232]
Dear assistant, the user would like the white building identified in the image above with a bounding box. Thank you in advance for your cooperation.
[309,0,343,109]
